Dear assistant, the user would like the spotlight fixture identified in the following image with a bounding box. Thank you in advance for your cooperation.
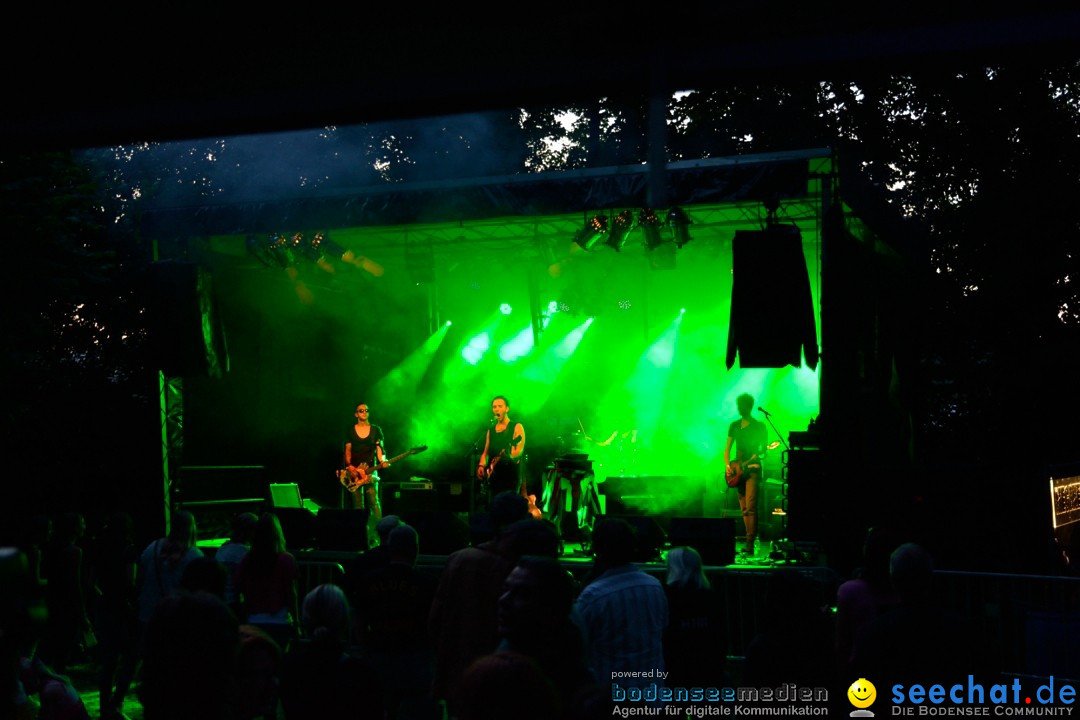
[605,210,635,251]
[500,303,513,315]
[639,208,663,250]
[307,231,346,260]
[572,215,609,251]
[267,233,297,268]
[667,207,692,248]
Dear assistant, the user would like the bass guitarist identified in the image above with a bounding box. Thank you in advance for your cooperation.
[476,395,526,501]
[723,393,767,556]
[343,402,386,520]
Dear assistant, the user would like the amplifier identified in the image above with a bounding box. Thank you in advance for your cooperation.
[382,480,434,491]
[382,477,438,514]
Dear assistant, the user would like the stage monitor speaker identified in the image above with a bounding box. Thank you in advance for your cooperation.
[269,483,303,508]
[600,476,704,517]
[605,515,667,562]
[667,517,736,566]
[271,507,317,551]
[315,508,370,552]
[399,510,470,556]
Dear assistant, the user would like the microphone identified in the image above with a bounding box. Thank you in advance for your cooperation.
[758,407,772,417]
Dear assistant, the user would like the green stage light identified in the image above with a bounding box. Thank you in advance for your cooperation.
[553,317,593,360]
[498,324,535,363]
[500,303,513,315]
[462,332,491,366]
[372,322,452,402]
[445,320,452,326]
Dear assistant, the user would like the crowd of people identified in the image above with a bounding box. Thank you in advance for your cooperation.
[2,497,985,719]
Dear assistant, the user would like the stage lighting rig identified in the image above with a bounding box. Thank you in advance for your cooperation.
[572,214,608,251]
[666,207,692,248]
[639,208,663,251]
[605,209,635,251]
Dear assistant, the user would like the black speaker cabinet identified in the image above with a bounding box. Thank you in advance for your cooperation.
[667,517,736,567]
[147,261,229,378]
[271,507,317,551]
[605,515,667,562]
[315,508,370,552]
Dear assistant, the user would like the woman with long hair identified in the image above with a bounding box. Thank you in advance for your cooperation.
[137,511,202,626]
[279,584,383,720]
[663,546,728,689]
[235,513,298,650]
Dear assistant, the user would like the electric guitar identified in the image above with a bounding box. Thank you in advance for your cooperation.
[484,435,522,481]
[725,456,762,487]
[339,445,428,493]
[725,441,781,487]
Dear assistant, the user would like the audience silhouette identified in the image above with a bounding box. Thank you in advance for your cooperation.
[279,583,383,720]
[428,491,531,709]
[235,513,299,651]
[355,524,440,719]
[575,517,668,692]
[492,555,595,718]
[663,546,729,690]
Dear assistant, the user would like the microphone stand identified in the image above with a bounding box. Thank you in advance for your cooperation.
[760,411,789,453]
[468,421,494,514]
[757,410,797,565]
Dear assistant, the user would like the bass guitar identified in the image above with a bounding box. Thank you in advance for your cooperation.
[725,441,781,487]
[340,445,428,493]
[725,456,761,487]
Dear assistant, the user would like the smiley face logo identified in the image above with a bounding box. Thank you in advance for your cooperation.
[847,678,877,709]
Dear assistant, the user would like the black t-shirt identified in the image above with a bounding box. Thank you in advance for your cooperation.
[727,418,766,463]
[346,424,384,467]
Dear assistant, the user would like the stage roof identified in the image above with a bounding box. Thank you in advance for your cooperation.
[144,148,900,276]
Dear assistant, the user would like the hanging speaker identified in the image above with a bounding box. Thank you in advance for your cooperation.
[146,260,230,378]
[726,224,818,370]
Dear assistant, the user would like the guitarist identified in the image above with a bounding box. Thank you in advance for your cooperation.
[343,403,386,520]
[723,393,767,556]
[476,395,527,501]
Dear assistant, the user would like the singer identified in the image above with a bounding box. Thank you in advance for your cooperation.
[723,393,767,556]
[477,396,526,499]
